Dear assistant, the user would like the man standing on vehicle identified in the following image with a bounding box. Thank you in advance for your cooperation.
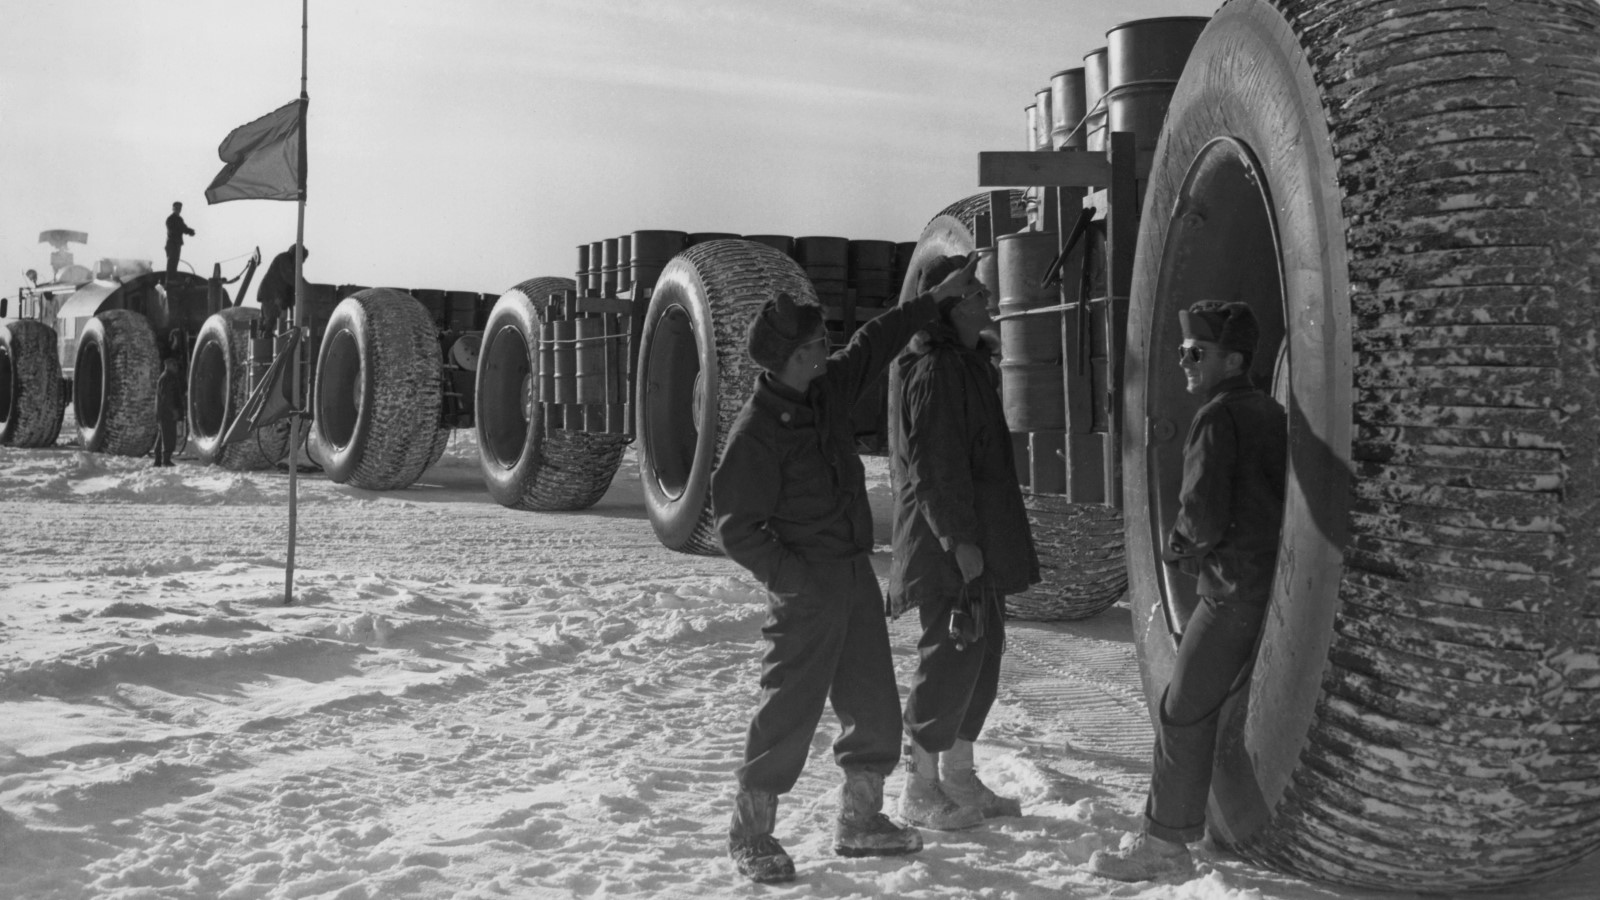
[164,202,195,279]
[888,254,1038,831]
[1087,300,1286,881]
[712,257,982,884]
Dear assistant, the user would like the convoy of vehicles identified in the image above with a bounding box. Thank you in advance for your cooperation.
[4,0,1600,891]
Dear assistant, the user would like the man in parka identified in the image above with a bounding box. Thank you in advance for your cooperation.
[712,257,983,884]
[153,357,184,467]
[257,244,307,336]
[888,254,1039,830]
[1087,300,1286,881]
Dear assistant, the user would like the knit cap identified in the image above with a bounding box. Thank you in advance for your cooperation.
[747,292,824,372]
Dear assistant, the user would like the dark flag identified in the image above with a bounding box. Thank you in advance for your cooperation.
[204,98,308,204]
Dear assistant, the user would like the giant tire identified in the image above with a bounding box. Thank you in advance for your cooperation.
[188,307,292,470]
[312,289,442,491]
[0,319,65,447]
[897,192,1126,622]
[1123,0,1600,890]
[475,277,628,510]
[73,310,159,456]
[637,240,813,554]
[1006,494,1127,621]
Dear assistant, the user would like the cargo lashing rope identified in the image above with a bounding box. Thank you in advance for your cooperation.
[1049,77,1179,149]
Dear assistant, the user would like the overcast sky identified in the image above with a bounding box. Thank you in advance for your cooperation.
[1,0,1217,309]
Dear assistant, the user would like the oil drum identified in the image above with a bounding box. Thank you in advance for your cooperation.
[1050,67,1087,150]
[1106,17,1209,152]
[1083,47,1109,152]
[847,239,896,307]
[743,234,794,257]
[630,230,688,294]
[997,230,1065,432]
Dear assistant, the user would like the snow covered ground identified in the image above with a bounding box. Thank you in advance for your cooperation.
[1,430,1597,900]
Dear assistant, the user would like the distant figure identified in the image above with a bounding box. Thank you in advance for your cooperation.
[166,328,187,369]
[257,244,308,335]
[153,357,183,468]
[165,202,195,279]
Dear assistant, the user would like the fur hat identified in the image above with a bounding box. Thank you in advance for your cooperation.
[917,254,972,316]
[747,292,823,372]
[1179,300,1259,357]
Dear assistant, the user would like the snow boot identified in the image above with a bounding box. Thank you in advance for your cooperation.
[833,769,922,858]
[728,789,795,884]
[896,742,983,830]
[940,738,1022,818]
[1086,831,1194,882]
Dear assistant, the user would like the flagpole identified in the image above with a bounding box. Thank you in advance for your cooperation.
[285,0,309,605]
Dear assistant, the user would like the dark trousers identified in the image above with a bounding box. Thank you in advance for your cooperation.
[1145,594,1266,843]
[259,301,281,336]
[165,245,180,278]
[903,589,1005,753]
[154,410,178,464]
[737,554,902,795]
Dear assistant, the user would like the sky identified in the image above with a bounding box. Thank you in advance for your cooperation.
[0,0,1218,310]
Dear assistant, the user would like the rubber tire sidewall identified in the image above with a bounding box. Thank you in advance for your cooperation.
[636,257,724,552]
[637,240,811,554]
[0,320,64,447]
[476,277,571,507]
[312,289,441,490]
[189,306,290,469]
[74,310,160,456]
[1124,0,1352,843]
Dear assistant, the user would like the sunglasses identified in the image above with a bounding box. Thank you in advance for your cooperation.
[1178,344,1207,365]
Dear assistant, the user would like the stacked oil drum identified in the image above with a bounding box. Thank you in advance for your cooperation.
[548,230,911,447]
[1004,16,1208,621]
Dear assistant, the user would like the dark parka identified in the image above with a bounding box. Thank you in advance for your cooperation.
[1164,373,1287,601]
[714,293,941,589]
[887,324,1039,617]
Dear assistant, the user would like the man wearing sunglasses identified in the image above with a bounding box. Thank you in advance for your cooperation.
[1089,299,1287,882]
[712,258,983,884]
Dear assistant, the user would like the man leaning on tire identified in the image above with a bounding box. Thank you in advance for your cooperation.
[711,258,983,884]
[1087,300,1286,882]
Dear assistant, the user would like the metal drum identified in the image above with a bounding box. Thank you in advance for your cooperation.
[847,240,896,307]
[601,238,620,295]
[796,236,849,338]
[997,230,1065,432]
[1106,16,1209,152]
[1033,87,1053,151]
[1083,47,1109,152]
[1025,103,1040,150]
[617,234,633,292]
[794,236,848,284]
[575,244,591,291]
[575,316,607,403]
[743,234,794,257]
[630,230,688,294]
[1050,67,1087,150]
[686,232,739,246]
[586,241,604,294]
